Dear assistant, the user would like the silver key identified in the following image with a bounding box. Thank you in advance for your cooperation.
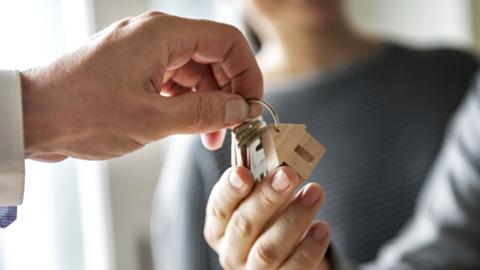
[247,137,268,181]
[231,98,326,182]
[231,117,268,181]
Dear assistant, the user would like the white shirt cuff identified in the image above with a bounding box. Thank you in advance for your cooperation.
[0,70,25,206]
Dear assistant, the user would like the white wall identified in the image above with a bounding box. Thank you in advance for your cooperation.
[106,143,164,270]
[346,0,473,49]
[92,0,149,29]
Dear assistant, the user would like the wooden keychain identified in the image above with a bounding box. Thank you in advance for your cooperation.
[231,99,326,182]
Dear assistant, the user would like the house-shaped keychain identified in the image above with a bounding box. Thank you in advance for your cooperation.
[231,99,326,182]
[260,124,326,181]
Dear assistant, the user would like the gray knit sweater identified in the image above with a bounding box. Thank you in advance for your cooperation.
[151,44,478,270]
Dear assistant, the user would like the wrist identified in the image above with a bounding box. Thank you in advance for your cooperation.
[20,68,57,158]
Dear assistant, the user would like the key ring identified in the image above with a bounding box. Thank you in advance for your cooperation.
[248,99,280,131]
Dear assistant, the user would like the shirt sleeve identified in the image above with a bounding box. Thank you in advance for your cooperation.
[328,72,480,270]
[0,70,25,207]
[0,206,17,228]
[369,72,480,269]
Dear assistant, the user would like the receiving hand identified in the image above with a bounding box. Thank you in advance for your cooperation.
[204,166,331,270]
[20,12,262,162]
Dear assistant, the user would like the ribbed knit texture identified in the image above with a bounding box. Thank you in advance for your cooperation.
[151,44,478,270]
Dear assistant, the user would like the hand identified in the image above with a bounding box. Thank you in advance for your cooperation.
[20,12,263,162]
[204,166,331,270]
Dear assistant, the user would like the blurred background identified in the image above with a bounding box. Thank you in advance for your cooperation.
[0,0,479,270]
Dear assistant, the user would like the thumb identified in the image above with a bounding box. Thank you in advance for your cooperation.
[163,91,249,134]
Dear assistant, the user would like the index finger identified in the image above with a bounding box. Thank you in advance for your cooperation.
[221,167,300,267]
[204,167,255,250]
[152,14,264,101]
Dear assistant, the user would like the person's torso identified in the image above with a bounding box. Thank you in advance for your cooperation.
[193,44,478,267]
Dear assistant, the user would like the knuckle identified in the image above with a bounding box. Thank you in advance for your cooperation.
[105,27,123,43]
[210,204,228,222]
[203,225,213,245]
[203,224,217,248]
[254,241,279,266]
[98,22,127,47]
[145,10,164,17]
[292,249,317,267]
[193,94,215,131]
[139,12,170,32]
[127,138,145,152]
[138,10,165,22]
[218,243,243,270]
[257,188,278,210]
[230,211,253,238]
[223,24,248,48]
[219,252,236,270]
[283,211,303,230]
[116,17,131,28]
[224,23,242,38]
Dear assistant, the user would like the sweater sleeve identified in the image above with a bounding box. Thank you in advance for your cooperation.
[330,72,480,270]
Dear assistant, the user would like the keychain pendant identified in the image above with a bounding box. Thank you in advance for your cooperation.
[261,123,326,181]
[231,99,326,182]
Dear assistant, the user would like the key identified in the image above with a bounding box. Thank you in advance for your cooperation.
[247,136,268,181]
[231,99,327,182]
[232,117,268,181]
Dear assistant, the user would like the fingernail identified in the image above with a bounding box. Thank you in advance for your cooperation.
[225,97,248,124]
[249,102,262,118]
[271,170,290,192]
[228,170,244,189]
[312,223,329,241]
[300,185,321,207]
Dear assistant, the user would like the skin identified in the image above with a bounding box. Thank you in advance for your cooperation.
[204,166,331,270]
[244,0,379,80]
[20,11,263,162]
[205,1,380,269]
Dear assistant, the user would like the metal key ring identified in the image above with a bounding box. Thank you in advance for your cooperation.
[248,99,280,131]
